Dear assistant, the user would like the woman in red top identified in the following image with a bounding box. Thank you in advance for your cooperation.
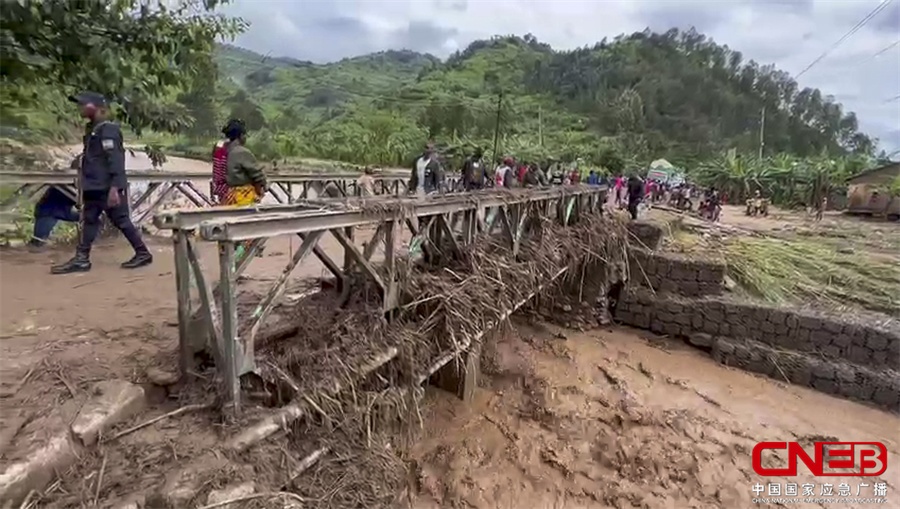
[211,119,245,204]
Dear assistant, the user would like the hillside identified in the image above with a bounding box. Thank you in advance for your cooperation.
[0,24,879,174]
[206,31,876,170]
[215,44,440,122]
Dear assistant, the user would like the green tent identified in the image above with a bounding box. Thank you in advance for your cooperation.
[647,159,684,185]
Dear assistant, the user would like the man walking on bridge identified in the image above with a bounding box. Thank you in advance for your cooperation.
[51,92,152,274]
[461,147,488,191]
[409,143,443,197]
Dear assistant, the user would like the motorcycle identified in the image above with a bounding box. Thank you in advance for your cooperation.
[745,197,769,217]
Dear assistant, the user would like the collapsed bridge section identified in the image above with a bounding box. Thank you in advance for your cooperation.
[153,185,617,414]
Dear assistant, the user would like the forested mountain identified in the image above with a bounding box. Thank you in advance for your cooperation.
[0,1,879,174]
[205,30,876,169]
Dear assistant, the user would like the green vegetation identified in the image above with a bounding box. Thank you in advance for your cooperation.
[1,0,245,139]
[198,32,883,167]
[725,237,900,315]
[1,2,893,195]
[691,149,869,206]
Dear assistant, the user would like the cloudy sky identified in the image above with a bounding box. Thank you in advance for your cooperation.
[222,0,900,154]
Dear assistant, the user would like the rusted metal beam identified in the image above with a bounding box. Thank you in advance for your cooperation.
[436,214,462,257]
[173,231,194,378]
[383,220,398,311]
[185,238,224,368]
[153,202,339,231]
[497,206,515,250]
[246,230,325,354]
[330,228,386,292]
[0,169,412,184]
[362,223,386,261]
[198,187,607,242]
[219,241,241,413]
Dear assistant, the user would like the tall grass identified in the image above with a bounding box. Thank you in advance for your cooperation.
[725,237,900,315]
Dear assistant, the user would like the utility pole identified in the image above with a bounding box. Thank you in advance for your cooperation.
[491,91,503,164]
[758,105,766,159]
[538,105,544,147]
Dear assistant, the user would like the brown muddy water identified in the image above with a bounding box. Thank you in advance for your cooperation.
[408,319,899,509]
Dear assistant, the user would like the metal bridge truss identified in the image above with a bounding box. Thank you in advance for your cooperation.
[153,185,608,411]
[0,169,433,225]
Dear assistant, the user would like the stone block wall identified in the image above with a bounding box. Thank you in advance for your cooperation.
[626,221,666,250]
[629,249,725,297]
[712,337,900,410]
[614,288,900,411]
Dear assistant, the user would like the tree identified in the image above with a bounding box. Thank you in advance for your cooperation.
[0,0,246,134]
[177,52,220,139]
[596,147,625,174]
[226,89,266,131]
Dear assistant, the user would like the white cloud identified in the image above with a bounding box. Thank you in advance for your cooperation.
[222,0,900,153]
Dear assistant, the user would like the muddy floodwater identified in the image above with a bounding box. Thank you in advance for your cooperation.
[408,320,899,509]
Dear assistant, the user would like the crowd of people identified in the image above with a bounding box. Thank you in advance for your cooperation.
[411,143,628,193]
[408,143,726,222]
[30,117,731,268]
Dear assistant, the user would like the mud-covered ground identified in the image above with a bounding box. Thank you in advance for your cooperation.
[409,319,899,509]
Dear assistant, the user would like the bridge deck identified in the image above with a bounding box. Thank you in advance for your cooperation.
[1,169,457,227]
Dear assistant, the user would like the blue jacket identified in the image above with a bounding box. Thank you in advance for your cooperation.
[80,121,127,191]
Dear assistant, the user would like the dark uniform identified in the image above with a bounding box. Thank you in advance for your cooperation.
[461,153,488,191]
[626,175,644,220]
[51,92,152,274]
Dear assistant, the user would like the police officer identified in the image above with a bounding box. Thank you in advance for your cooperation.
[51,92,153,274]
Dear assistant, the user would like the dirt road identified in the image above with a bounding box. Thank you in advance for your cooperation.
[411,320,899,509]
[46,144,210,173]
[0,227,398,433]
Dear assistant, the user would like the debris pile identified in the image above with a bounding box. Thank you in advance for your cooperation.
[242,211,632,508]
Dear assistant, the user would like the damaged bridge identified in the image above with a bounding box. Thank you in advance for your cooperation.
[153,184,621,416]
[0,186,634,508]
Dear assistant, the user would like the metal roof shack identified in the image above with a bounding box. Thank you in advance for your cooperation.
[846,161,900,186]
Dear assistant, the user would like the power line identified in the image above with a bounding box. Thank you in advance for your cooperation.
[852,39,900,68]
[871,39,900,59]
[795,0,895,79]
[814,39,899,78]
[884,94,900,103]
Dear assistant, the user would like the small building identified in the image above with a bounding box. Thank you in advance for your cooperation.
[845,162,900,220]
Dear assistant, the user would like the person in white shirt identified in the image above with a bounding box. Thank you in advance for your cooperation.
[494,157,514,188]
[409,143,443,197]
[356,166,376,197]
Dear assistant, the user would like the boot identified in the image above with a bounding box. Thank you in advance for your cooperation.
[51,253,91,274]
[121,250,153,269]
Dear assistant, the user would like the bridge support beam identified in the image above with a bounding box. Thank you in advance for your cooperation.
[431,339,483,402]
